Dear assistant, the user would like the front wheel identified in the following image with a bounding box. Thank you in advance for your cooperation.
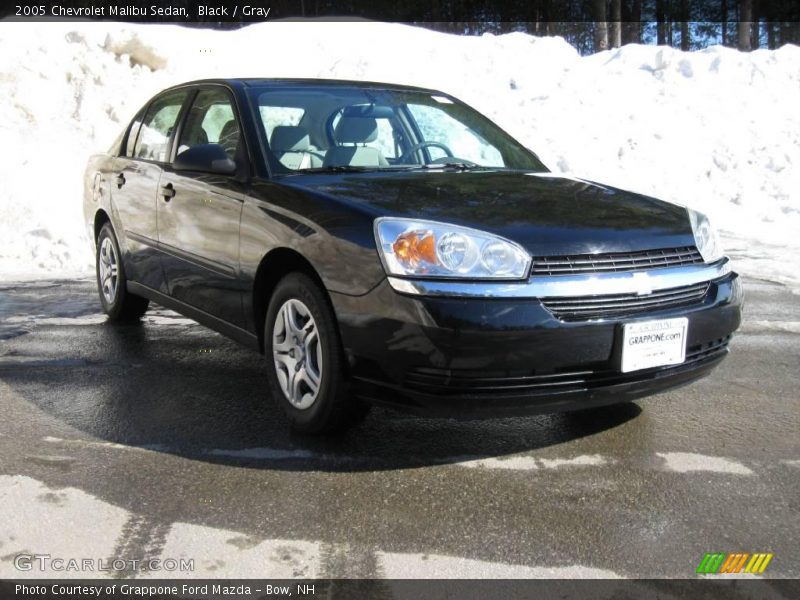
[264,272,369,434]
[96,223,149,321]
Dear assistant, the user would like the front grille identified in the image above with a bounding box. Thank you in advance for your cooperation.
[541,282,710,321]
[404,336,731,397]
[530,247,703,276]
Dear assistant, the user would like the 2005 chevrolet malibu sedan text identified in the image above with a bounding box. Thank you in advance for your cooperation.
[83,78,743,433]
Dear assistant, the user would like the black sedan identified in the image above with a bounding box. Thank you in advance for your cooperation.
[83,78,742,433]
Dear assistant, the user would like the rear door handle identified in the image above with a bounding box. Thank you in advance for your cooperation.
[115,173,126,188]
[161,183,176,201]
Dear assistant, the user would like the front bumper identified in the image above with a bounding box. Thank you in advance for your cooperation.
[330,271,743,418]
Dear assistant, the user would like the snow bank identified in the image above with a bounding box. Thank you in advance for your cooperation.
[0,22,797,287]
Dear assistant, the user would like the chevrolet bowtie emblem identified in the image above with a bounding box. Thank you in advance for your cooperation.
[632,272,653,296]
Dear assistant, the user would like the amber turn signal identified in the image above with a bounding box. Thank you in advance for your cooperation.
[392,230,437,268]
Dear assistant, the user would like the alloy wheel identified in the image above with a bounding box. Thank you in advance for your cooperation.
[98,237,119,304]
[272,298,323,410]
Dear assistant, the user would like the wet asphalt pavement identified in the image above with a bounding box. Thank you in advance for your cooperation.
[0,276,797,582]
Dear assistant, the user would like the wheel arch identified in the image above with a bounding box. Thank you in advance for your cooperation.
[252,247,334,354]
[94,209,112,242]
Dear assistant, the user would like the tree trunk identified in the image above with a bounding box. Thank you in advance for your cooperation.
[721,0,728,45]
[778,21,790,47]
[767,17,775,49]
[738,0,753,51]
[622,0,643,44]
[594,0,609,52]
[610,0,622,48]
[751,0,760,49]
[680,0,690,50]
[656,0,667,45]
[763,0,777,49]
[632,0,642,43]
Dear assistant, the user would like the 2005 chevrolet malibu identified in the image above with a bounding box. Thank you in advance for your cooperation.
[83,79,743,433]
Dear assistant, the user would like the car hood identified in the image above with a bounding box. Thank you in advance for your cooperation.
[282,170,695,256]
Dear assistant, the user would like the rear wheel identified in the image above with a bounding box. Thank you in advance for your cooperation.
[96,223,149,321]
[264,272,369,434]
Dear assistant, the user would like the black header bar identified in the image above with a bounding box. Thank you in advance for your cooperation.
[4,578,800,600]
[3,0,800,25]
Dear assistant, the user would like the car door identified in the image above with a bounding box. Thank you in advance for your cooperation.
[111,89,190,292]
[157,86,247,327]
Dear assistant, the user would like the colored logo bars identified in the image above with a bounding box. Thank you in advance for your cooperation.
[696,552,773,575]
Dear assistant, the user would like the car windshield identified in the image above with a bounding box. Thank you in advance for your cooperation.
[249,84,548,174]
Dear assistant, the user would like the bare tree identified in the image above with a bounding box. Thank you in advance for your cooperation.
[722,0,728,45]
[680,0,690,50]
[738,0,753,50]
[656,0,667,45]
[751,0,760,49]
[766,3,776,49]
[630,0,643,44]
[610,0,622,48]
[594,0,609,51]
[779,21,791,47]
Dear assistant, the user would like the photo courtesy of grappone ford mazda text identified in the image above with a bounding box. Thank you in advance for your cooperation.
[83,79,743,433]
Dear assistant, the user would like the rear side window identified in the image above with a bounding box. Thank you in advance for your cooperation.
[177,88,241,160]
[124,108,145,157]
[133,90,189,162]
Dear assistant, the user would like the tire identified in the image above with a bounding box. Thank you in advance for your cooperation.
[264,272,370,434]
[96,223,149,321]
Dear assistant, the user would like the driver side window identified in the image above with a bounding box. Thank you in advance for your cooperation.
[408,103,504,166]
[177,88,241,160]
[375,118,399,159]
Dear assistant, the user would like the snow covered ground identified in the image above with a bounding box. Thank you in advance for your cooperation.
[0,22,798,288]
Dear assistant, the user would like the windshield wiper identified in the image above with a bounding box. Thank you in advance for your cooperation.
[293,163,491,174]
[415,162,488,171]
[297,165,385,174]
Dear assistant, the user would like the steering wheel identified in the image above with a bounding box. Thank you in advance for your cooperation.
[400,141,454,163]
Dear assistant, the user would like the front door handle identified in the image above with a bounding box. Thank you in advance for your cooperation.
[161,183,176,201]
[115,173,126,188]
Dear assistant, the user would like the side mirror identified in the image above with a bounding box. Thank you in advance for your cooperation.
[174,143,237,175]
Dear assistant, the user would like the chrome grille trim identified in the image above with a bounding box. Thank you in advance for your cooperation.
[531,247,703,276]
[387,258,731,299]
[542,282,710,321]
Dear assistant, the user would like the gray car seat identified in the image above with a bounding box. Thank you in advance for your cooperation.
[175,126,208,157]
[270,126,323,170]
[218,119,240,158]
[324,117,389,167]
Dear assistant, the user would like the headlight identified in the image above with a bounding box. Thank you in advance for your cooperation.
[688,209,724,263]
[374,218,531,279]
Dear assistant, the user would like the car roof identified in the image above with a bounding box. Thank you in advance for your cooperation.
[165,78,444,95]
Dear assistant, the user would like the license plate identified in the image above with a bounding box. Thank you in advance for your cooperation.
[621,317,688,373]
